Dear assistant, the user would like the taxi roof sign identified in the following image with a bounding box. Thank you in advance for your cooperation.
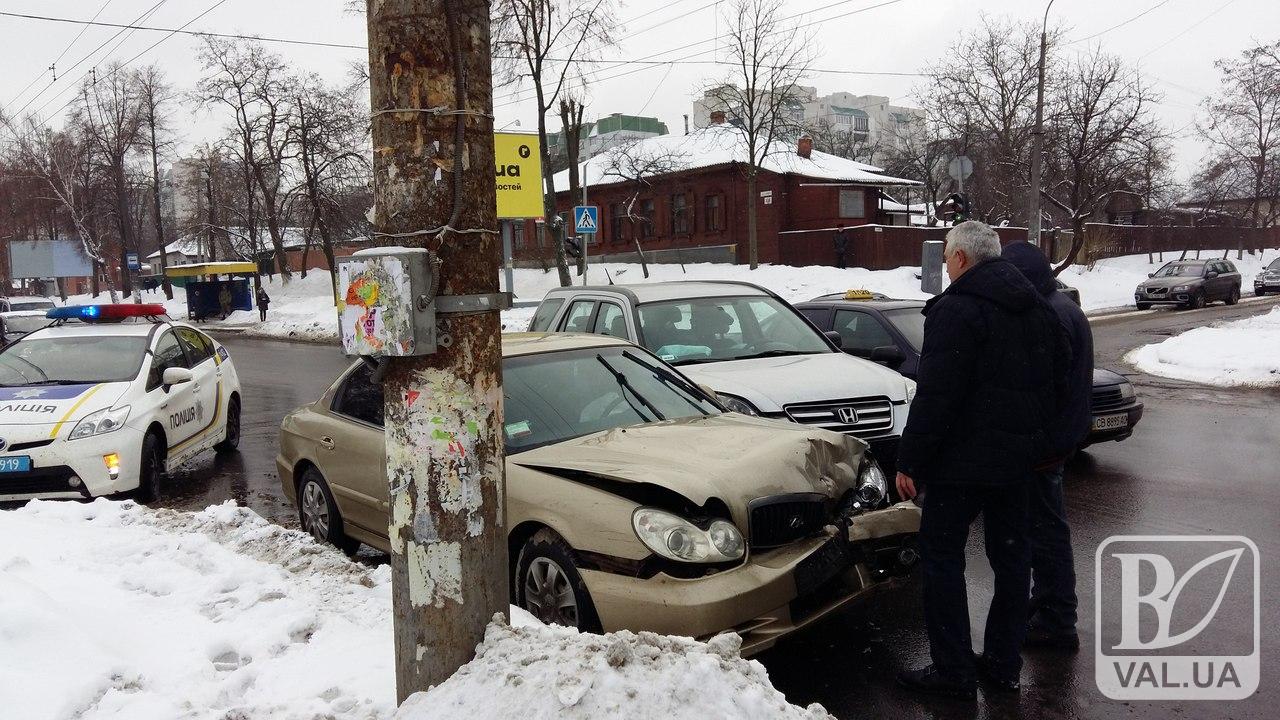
[843,289,875,300]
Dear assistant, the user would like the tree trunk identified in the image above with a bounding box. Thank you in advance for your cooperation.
[253,166,292,280]
[747,171,759,269]
[113,165,134,296]
[148,114,174,299]
[367,0,506,700]
[560,99,585,277]
[535,87,570,286]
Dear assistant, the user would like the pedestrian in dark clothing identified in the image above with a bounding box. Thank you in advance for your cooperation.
[833,223,850,269]
[895,221,1070,699]
[256,287,270,322]
[1002,241,1093,651]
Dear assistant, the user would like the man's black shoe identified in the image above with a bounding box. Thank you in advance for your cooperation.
[1023,626,1080,651]
[973,653,1021,693]
[897,666,977,700]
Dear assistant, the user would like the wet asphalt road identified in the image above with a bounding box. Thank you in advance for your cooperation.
[161,296,1280,719]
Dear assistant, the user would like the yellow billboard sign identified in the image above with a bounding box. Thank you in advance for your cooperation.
[495,132,544,219]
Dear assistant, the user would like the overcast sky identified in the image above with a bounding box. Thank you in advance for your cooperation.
[1,0,1276,181]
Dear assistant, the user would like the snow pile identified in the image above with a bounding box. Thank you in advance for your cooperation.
[65,249,1280,343]
[1125,306,1280,386]
[395,618,831,720]
[0,499,395,720]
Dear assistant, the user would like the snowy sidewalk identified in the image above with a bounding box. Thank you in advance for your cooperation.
[0,500,828,720]
[1125,306,1280,386]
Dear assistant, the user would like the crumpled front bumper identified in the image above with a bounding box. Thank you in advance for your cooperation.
[582,501,922,656]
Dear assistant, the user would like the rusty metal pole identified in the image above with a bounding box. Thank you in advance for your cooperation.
[366,0,506,701]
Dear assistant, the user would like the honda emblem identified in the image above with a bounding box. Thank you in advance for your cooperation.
[836,407,859,424]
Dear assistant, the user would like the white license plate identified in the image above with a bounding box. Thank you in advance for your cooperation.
[1092,413,1129,431]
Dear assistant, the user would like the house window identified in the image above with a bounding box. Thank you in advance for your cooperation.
[639,198,655,238]
[513,219,526,249]
[609,202,626,243]
[671,193,690,235]
[705,195,724,231]
[839,189,866,219]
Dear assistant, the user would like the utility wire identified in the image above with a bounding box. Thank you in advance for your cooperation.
[1069,0,1174,45]
[1139,0,1240,61]
[0,9,364,50]
[6,0,118,108]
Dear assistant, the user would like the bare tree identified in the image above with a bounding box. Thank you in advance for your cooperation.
[136,64,177,299]
[702,0,811,269]
[879,115,952,224]
[74,63,144,296]
[1200,40,1280,230]
[807,118,879,164]
[493,0,620,286]
[1040,50,1167,272]
[197,38,295,280]
[558,96,587,275]
[0,114,120,301]
[600,139,688,277]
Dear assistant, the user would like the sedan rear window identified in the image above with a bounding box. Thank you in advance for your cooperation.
[0,336,147,385]
[503,346,719,453]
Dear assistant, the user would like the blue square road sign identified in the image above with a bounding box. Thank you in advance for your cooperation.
[574,205,598,234]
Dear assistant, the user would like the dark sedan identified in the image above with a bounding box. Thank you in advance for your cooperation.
[796,293,1143,448]
[1134,259,1242,309]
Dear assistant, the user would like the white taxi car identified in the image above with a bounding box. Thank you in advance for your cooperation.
[0,304,242,502]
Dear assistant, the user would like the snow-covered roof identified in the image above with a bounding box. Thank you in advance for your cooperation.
[147,237,202,260]
[553,123,920,191]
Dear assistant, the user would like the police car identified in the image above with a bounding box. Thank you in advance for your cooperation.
[0,304,242,502]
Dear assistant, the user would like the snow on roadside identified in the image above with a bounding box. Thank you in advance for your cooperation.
[1,500,829,720]
[62,249,1280,343]
[0,499,395,720]
[1125,306,1280,386]
[395,618,832,720]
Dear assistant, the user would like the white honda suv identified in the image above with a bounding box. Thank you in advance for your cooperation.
[529,281,915,472]
[0,304,242,502]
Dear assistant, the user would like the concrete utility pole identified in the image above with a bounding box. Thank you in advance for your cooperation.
[366,0,507,701]
[1027,0,1055,247]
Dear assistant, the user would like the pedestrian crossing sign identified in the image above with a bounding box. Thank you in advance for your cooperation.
[574,205,598,234]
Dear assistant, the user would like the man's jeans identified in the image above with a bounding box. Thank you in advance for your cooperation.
[919,481,1032,683]
[1029,464,1078,634]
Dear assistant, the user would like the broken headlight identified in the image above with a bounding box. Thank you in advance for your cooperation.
[632,508,745,563]
[856,457,888,508]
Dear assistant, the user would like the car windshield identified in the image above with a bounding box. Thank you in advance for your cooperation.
[0,336,147,385]
[2,316,49,334]
[635,295,830,366]
[1268,258,1280,271]
[503,346,720,453]
[883,307,926,352]
[1154,263,1204,278]
[7,299,54,311]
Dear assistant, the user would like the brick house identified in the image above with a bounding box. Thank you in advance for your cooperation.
[515,116,921,266]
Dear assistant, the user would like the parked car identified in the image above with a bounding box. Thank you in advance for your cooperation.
[0,296,57,313]
[277,332,921,655]
[0,310,51,344]
[797,294,1144,449]
[1254,257,1280,296]
[1084,369,1144,447]
[1134,259,1241,309]
[528,282,916,472]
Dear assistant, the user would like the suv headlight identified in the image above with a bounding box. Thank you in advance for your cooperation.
[903,378,917,403]
[1171,284,1191,292]
[69,406,131,441]
[717,393,758,416]
[856,457,888,508]
[1119,383,1136,400]
[632,508,745,563]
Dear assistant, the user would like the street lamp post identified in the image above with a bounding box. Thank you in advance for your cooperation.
[1027,0,1055,248]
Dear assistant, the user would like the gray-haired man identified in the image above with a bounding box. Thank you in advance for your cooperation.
[895,221,1069,699]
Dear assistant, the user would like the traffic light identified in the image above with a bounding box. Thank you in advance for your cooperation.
[939,193,971,224]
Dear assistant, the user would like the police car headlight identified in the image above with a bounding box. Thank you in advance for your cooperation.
[69,406,131,441]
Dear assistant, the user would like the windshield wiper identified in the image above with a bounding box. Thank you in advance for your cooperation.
[596,354,665,422]
[622,351,711,414]
[731,349,815,361]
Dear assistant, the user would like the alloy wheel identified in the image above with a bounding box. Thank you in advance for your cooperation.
[300,480,331,542]
[523,557,579,627]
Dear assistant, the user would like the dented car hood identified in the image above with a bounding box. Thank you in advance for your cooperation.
[512,413,865,526]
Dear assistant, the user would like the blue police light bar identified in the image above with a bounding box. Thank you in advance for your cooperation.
[46,304,168,321]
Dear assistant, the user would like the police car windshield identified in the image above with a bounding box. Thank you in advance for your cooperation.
[0,336,147,385]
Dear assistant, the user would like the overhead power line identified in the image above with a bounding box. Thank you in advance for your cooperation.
[1070,0,1175,45]
[0,9,365,50]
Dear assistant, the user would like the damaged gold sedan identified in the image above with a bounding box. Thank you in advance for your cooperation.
[277,333,920,655]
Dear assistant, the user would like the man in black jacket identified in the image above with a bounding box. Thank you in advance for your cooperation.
[1003,241,1094,652]
[895,222,1069,699]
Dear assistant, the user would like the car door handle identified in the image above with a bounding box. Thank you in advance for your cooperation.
[320,436,336,451]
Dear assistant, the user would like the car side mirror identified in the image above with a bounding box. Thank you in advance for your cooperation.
[1148,273,1154,278]
[823,330,843,349]
[1205,271,1219,279]
[162,367,194,387]
[869,345,906,368]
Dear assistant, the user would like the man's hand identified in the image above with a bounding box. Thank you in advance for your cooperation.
[895,471,918,501]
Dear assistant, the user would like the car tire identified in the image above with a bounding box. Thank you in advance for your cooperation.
[1189,291,1206,310]
[515,528,602,632]
[297,467,360,555]
[1136,302,1151,310]
[214,395,241,452]
[135,431,165,503]
[1226,286,1240,305]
